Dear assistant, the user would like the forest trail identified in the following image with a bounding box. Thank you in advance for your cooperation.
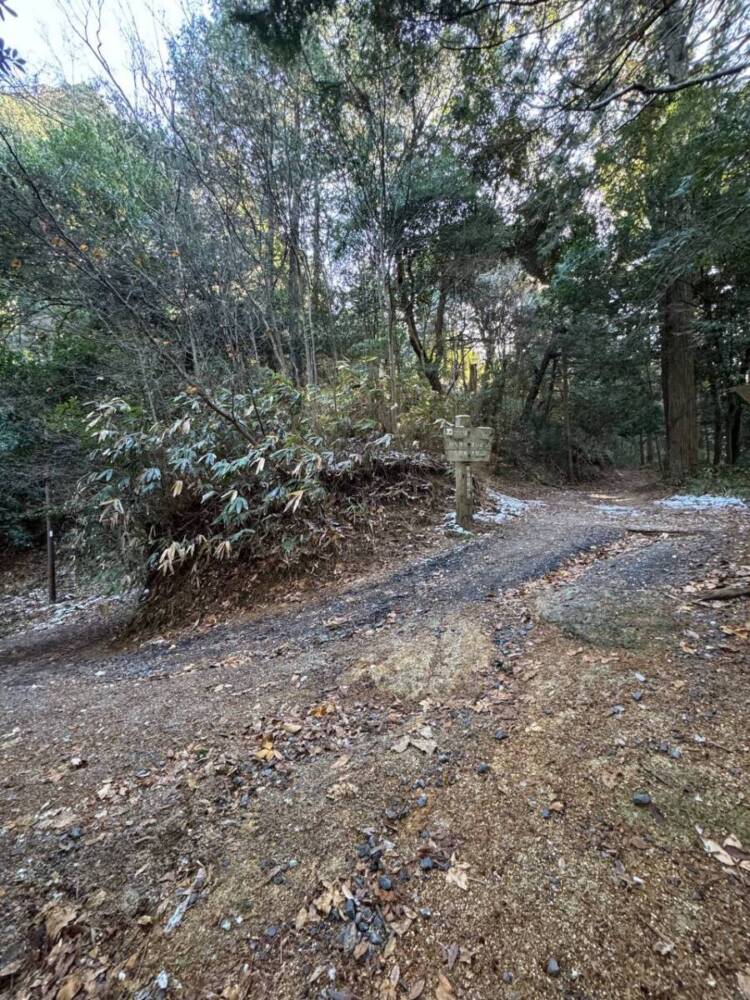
[2,483,750,999]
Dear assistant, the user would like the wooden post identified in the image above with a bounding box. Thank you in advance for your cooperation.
[454,414,473,530]
[45,478,56,605]
[444,415,492,532]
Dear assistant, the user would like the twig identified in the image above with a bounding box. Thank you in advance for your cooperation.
[695,585,750,601]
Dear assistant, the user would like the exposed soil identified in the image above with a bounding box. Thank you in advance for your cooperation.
[1,475,750,1000]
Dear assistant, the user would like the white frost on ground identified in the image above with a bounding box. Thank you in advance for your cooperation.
[591,504,643,517]
[656,494,747,510]
[443,490,541,532]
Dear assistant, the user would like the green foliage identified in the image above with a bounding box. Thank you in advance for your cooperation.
[77,367,434,581]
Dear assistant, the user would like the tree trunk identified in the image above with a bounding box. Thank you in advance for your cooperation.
[521,342,558,422]
[561,346,574,481]
[659,2,698,481]
[396,255,443,394]
[662,277,698,479]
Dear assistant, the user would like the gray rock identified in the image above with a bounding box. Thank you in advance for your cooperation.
[419,856,434,871]
[632,690,643,702]
[120,886,144,918]
[633,791,651,807]
[416,794,428,808]
[339,921,358,955]
[494,729,508,741]
[378,875,393,891]
[477,762,491,774]
[546,958,560,977]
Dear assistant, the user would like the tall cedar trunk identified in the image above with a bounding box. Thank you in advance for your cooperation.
[287,93,305,384]
[662,277,698,477]
[660,2,698,480]
[312,174,322,320]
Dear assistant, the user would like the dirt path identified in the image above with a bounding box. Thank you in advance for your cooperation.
[2,484,750,999]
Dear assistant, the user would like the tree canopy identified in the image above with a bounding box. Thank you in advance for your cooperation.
[1,0,748,578]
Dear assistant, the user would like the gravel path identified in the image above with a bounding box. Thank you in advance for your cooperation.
[1,483,748,1000]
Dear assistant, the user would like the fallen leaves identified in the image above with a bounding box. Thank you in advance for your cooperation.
[255,737,281,762]
[41,901,78,942]
[312,880,345,917]
[435,972,454,999]
[445,855,469,891]
[310,701,337,718]
[699,830,750,871]
[35,807,79,832]
[57,974,83,1000]
[392,726,437,755]
[327,780,359,801]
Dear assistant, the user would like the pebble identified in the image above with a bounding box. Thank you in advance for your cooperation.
[502,971,514,983]
[477,762,491,775]
[367,925,385,946]
[546,958,560,977]
[378,875,393,891]
[494,729,508,741]
[219,918,232,932]
[633,792,652,807]
[418,907,432,918]
[669,747,682,759]
[541,808,551,819]
[438,752,450,764]
[264,925,278,939]
[632,690,644,702]
[416,795,428,808]
[343,898,357,920]
[339,921,358,954]
[419,857,434,871]
[414,778,426,789]
[634,671,646,682]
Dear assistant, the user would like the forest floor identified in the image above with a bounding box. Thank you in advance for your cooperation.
[2,473,750,1000]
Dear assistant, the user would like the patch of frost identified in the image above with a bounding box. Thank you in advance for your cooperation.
[442,491,540,532]
[592,504,643,517]
[656,494,747,510]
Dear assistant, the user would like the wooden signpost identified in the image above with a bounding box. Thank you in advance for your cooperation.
[443,414,493,530]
